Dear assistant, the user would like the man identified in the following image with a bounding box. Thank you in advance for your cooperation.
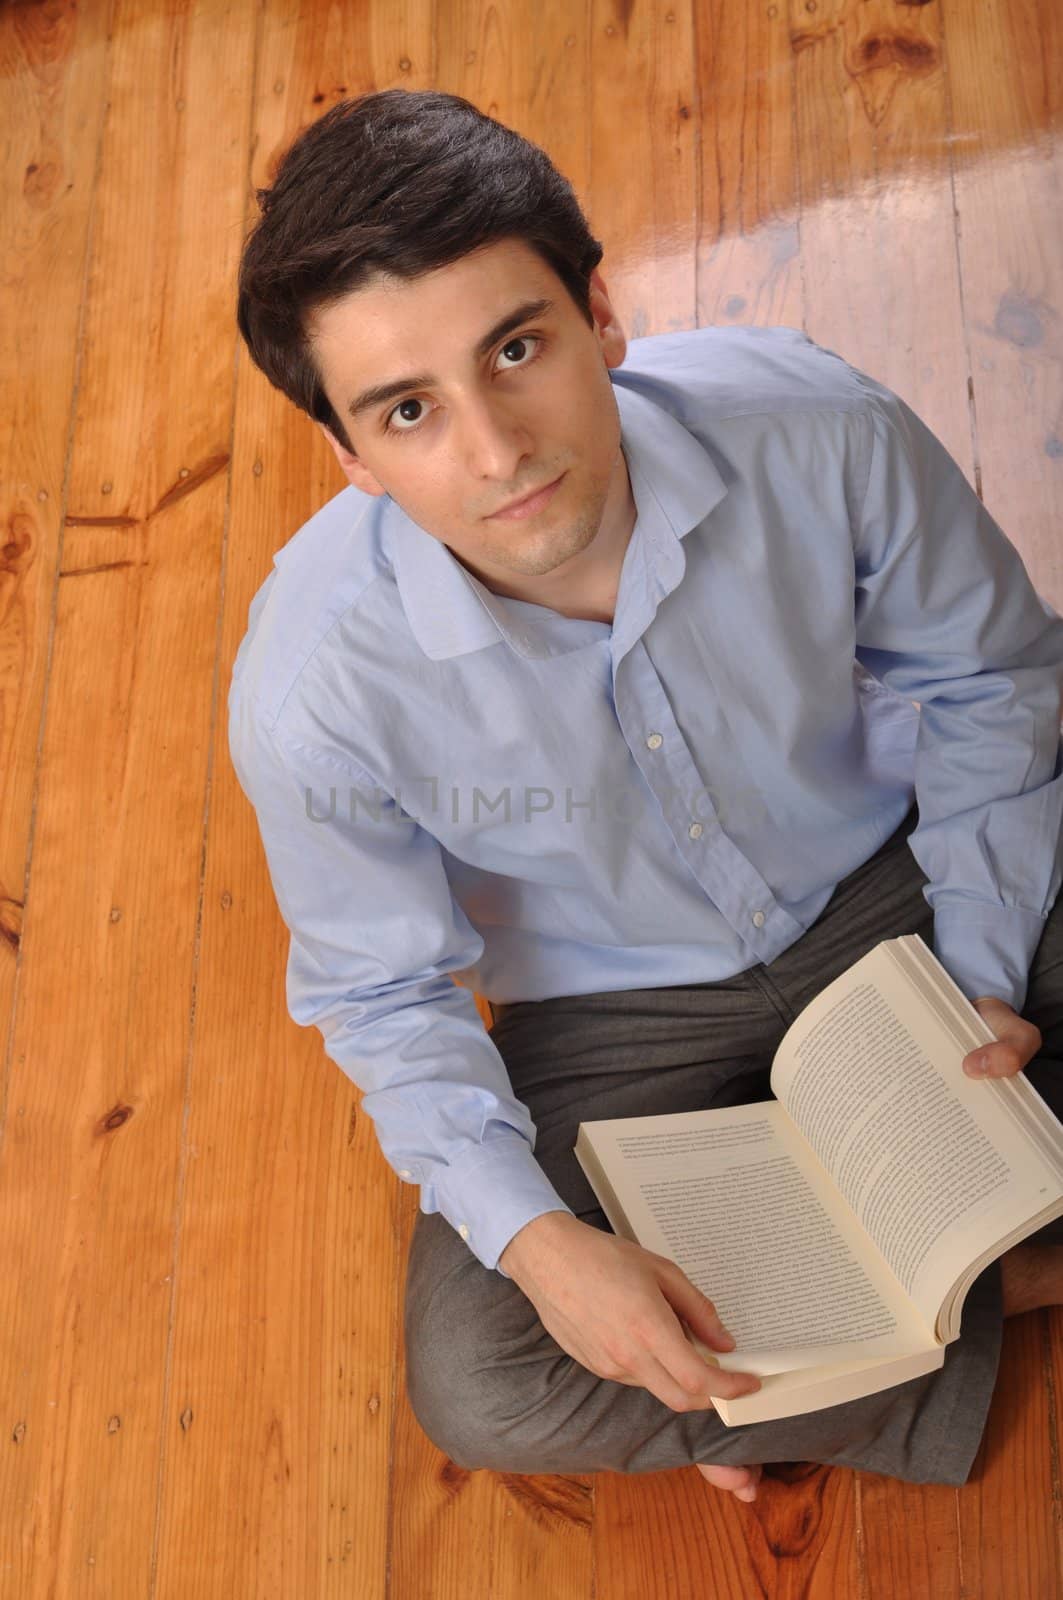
[230,87,1063,1500]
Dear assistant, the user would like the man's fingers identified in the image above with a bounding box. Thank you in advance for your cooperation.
[965,1034,1038,1077]
[966,999,1042,1077]
[638,1349,762,1413]
[638,1352,715,1413]
[646,1261,764,1405]
[650,1295,763,1406]
[657,1256,736,1350]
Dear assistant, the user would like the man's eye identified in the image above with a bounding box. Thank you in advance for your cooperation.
[496,334,540,370]
[385,397,427,434]
[383,334,543,436]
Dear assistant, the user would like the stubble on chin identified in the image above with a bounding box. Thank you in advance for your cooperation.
[491,510,600,578]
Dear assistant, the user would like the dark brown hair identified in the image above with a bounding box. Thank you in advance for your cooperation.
[236,88,604,454]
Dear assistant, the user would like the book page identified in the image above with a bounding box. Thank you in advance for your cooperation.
[770,947,1063,1332]
[577,1100,933,1377]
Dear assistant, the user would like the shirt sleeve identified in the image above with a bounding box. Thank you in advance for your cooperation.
[848,369,1063,1014]
[227,689,573,1274]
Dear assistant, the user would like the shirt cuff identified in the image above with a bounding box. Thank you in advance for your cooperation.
[932,901,1049,1014]
[430,1133,576,1276]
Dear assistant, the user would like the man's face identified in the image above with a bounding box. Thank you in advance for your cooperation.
[307,238,630,591]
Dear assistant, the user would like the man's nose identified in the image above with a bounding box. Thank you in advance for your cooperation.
[458,392,534,480]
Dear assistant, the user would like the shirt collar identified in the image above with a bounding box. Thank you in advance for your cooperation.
[389,377,728,662]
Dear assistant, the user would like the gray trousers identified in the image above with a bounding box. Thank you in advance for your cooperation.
[403,807,1063,1484]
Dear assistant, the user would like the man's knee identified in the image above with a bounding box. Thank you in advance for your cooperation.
[403,1255,567,1471]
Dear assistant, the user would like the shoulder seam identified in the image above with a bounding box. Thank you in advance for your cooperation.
[277,731,382,790]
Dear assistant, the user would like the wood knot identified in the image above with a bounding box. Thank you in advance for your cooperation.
[762,1461,831,1556]
[2,513,35,576]
[97,1103,135,1135]
[0,896,24,952]
[23,157,61,207]
[853,32,937,73]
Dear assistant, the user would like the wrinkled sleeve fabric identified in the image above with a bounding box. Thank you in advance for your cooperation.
[227,689,573,1274]
[848,370,1063,1014]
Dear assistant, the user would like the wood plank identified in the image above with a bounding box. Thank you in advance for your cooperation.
[943,0,1063,606]
[0,2,112,1589]
[586,0,699,338]
[169,7,413,1595]
[943,3,1063,1589]
[1046,1306,1063,1581]
[791,0,971,465]
[942,2,1063,1590]
[0,0,257,1589]
[859,1474,962,1600]
[695,0,805,330]
[957,1313,1060,1599]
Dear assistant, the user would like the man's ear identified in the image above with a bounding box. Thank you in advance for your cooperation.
[587,266,627,370]
[317,421,387,496]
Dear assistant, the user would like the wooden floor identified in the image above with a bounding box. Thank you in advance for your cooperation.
[2,0,1062,1593]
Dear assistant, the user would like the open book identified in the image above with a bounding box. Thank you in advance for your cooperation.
[573,934,1063,1426]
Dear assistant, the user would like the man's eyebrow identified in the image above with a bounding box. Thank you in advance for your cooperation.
[346,297,555,422]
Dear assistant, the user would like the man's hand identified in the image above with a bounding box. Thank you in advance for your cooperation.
[497,1211,762,1413]
[962,997,1042,1078]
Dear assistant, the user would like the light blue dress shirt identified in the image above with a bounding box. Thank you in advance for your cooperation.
[228,324,1063,1276]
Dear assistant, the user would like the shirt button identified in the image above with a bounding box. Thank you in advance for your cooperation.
[398,1169,412,1179]
[688,822,703,840]
[458,1223,470,1241]
[646,733,663,750]
[752,910,766,928]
